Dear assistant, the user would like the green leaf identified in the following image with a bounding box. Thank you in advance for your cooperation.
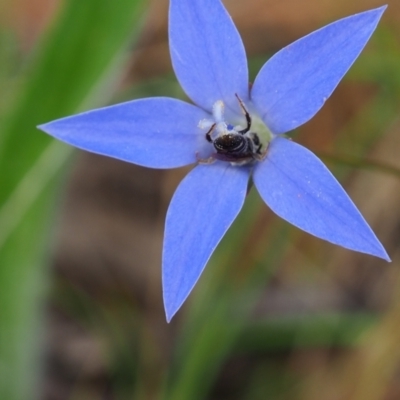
[0,0,146,398]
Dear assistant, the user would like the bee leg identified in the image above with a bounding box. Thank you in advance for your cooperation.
[254,144,268,161]
[235,93,251,135]
[196,152,216,165]
[205,123,216,142]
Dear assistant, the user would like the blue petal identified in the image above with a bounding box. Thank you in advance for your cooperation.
[38,98,210,169]
[253,137,390,261]
[251,7,386,134]
[163,162,250,321]
[169,0,249,113]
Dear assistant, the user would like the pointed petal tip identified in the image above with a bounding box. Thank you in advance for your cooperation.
[342,4,387,23]
[376,4,388,13]
[37,122,62,139]
[379,249,391,263]
[163,284,191,324]
[164,304,177,324]
[366,239,390,262]
[366,4,387,20]
[360,230,392,262]
[163,290,182,323]
[37,123,48,132]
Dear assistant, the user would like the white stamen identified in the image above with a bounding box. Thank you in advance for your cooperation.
[215,122,229,136]
[212,100,225,123]
[198,119,214,130]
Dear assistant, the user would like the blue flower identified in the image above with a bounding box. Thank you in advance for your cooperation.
[39,0,390,321]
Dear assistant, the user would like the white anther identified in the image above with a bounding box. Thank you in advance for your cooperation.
[198,119,214,130]
[212,100,225,123]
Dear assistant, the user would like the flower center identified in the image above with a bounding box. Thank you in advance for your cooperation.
[198,96,272,166]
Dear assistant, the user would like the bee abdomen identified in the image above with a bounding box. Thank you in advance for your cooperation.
[214,134,249,155]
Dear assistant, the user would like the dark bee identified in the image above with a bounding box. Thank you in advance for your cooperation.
[205,94,264,164]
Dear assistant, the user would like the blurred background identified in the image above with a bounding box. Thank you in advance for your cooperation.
[1,0,400,399]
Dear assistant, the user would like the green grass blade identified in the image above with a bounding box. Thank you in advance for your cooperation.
[0,0,146,399]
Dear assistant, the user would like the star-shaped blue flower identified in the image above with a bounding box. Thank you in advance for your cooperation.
[39,0,390,321]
